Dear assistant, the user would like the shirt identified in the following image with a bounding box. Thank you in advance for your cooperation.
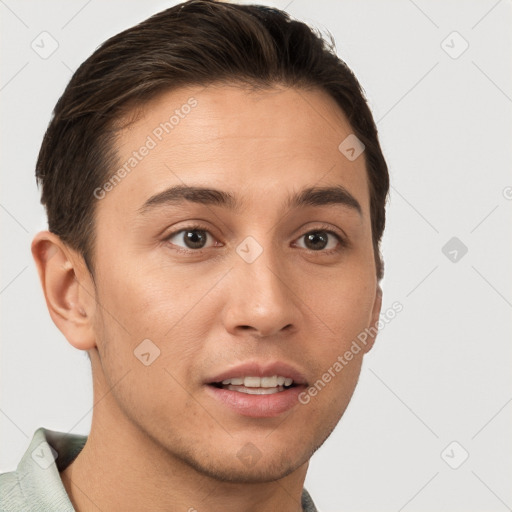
[0,428,318,511]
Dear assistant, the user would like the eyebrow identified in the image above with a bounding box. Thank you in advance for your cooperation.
[138,184,362,216]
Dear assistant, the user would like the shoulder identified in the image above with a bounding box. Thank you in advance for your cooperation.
[0,427,87,512]
[301,487,319,512]
[0,470,27,511]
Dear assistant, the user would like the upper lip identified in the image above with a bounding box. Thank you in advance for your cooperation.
[206,360,308,386]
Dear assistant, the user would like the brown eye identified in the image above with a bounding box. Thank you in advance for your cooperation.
[296,230,341,251]
[166,228,214,250]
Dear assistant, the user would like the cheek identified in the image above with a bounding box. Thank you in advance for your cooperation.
[94,254,187,335]
[296,351,363,436]
[304,270,376,342]
[92,256,214,380]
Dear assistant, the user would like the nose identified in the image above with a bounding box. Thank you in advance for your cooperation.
[221,244,300,339]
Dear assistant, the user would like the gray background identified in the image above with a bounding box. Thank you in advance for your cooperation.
[1,1,511,511]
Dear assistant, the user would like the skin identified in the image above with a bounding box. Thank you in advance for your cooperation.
[32,84,382,512]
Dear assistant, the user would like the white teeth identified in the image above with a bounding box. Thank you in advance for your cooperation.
[219,375,294,387]
[261,376,277,387]
[244,376,261,388]
[226,385,282,395]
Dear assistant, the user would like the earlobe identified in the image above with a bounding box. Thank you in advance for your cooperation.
[31,231,96,351]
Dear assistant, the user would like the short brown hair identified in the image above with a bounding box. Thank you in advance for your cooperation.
[36,0,389,279]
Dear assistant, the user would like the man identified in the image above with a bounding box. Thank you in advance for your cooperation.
[0,0,389,510]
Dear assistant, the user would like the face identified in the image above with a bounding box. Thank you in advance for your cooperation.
[87,84,381,482]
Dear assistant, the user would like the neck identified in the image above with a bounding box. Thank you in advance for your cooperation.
[61,356,308,512]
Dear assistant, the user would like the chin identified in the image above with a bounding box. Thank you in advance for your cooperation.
[193,459,301,484]
[181,445,309,484]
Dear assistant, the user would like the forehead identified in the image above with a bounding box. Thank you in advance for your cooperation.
[101,84,370,217]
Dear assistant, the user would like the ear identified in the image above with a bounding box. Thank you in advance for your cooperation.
[362,284,382,353]
[31,231,96,350]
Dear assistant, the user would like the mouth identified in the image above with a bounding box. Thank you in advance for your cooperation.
[209,375,299,395]
[204,362,308,418]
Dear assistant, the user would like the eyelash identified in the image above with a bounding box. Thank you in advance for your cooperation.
[163,223,346,254]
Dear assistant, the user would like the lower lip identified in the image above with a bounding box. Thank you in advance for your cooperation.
[205,385,306,418]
